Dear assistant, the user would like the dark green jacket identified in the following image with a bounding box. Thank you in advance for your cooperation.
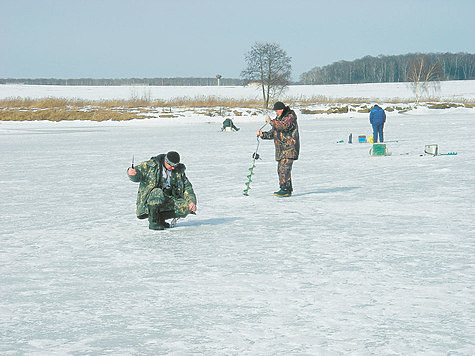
[128,154,196,217]
[261,106,300,161]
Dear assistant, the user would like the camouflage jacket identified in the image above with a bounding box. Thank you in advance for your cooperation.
[261,107,300,161]
[128,154,197,217]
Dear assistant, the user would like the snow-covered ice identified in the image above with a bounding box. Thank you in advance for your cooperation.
[0,83,474,355]
[1,80,475,101]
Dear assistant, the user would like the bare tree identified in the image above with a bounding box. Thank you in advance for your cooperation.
[406,55,442,103]
[241,42,292,108]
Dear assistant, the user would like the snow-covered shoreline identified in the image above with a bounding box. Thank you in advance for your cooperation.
[1,80,474,101]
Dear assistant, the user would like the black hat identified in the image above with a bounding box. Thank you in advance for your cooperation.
[272,101,286,110]
[165,151,180,167]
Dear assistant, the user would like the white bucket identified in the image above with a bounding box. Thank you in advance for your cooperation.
[424,144,438,156]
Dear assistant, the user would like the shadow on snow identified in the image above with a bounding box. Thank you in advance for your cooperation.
[177,216,241,227]
[292,186,360,197]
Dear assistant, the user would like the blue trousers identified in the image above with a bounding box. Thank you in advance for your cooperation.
[372,123,384,143]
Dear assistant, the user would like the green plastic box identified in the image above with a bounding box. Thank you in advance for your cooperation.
[371,143,387,156]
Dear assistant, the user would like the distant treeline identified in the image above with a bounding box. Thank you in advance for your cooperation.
[300,52,475,85]
[2,52,474,86]
[0,77,244,86]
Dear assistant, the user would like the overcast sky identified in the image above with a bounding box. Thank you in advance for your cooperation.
[1,0,474,80]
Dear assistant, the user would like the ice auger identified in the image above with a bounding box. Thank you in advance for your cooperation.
[243,140,260,196]
[243,122,268,196]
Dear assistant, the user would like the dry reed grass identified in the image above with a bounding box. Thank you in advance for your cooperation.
[1,96,473,121]
[0,110,152,122]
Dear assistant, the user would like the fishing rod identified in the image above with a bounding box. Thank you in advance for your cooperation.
[252,121,268,159]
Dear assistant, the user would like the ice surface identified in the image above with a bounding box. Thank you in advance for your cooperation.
[0,84,474,355]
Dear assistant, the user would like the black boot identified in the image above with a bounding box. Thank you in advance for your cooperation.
[148,206,164,230]
[159,211,176,228]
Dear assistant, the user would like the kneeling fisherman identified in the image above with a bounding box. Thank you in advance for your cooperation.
[127,151,197,230]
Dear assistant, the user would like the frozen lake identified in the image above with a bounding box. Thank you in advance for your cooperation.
[1,80,475,101]
[1,105,474,354]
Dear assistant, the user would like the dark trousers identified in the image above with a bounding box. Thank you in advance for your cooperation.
[278,159,294,191]
[372,123,384,143]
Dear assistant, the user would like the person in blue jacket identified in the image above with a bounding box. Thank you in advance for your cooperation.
[370,104,386,143]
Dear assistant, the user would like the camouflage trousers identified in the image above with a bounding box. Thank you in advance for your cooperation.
[147,188,191,218]
[277,158,294,191]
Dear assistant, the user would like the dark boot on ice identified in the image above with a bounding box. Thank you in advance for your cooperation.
[273,188,291,197]
[159,210,176,229]
[274,183,292,197]
[148,206,164,230]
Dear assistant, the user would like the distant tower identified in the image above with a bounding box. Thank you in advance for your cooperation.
[216,74,222,86]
